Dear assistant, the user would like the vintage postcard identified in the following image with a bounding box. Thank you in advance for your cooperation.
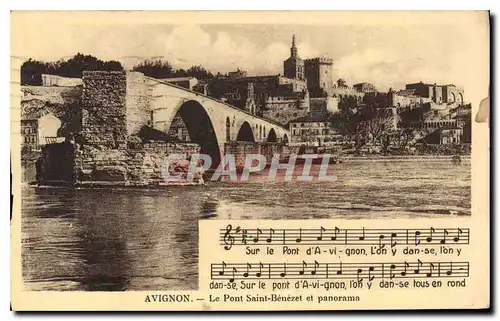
[10,11,490,310]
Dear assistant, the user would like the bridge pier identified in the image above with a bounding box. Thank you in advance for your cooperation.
[224,141,291,170]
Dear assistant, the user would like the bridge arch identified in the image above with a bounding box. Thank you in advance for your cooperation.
[171,100,221,166]
[236,121,255,142]
[283,133,289,145]
[267,128,278,143]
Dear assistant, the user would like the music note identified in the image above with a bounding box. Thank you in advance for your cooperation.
[219,261,227,276]
[253,228,262,243]
[280,263,287,277]
[445,262,453,276]
[223,225,235,250]
[266,228,275,243]
[389,264,396,279]
[414,259,423,274]
[243,263,251,278]
[256,263,264,277]
[440,229,449,244]
[391,232,397,247]
[296,228,302,243]
[336,262,343,275]
[311,261,319,275]
[368,266,375,281]
[357,268,363,282]
[401,261,409,276]
[453,228,463,243]
[359,227,365,241]
[415,230,421,246]
[331,227,340,241]
[378,234,385,249]
[426,227,435,243]
[299,261,307,275]
[427,263,435,277]
[317,226,326,241]
[229,267,237,283]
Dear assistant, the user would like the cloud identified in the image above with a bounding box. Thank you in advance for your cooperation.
[13,18,488,107]
[135,25,319,77]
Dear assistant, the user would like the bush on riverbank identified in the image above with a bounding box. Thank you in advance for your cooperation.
[414,143,471,155]
[340,143,470,156]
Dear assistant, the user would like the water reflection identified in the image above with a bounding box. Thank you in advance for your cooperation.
[21,161,470,291]
[200,198,219,219]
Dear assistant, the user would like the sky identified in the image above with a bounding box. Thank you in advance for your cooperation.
[11,12,489,104]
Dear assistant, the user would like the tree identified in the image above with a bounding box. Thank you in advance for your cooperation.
[56,53,123,78]
[184,65,214,79]
[377,128,415,154]
[20,59,52,86]
[327,110,365,149]
[328,109,395,152]
[20,54,124,85]
[131,60,215,80]
[132,59,175,79]
[393,128,415,149]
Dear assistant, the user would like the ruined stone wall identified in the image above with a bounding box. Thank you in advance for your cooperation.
[81,71,127,149]
[21,85,82,162]
[75,142,201,186]
[21,85,82,134]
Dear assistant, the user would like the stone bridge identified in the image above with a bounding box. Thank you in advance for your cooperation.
[82,71,290,164]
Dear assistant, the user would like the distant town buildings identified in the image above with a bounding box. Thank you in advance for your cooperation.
[24,35,471,153]
[353,82,377,93]
[289,115,343,147]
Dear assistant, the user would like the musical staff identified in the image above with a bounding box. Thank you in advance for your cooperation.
[220,225,470,250]
[211,261,469,282]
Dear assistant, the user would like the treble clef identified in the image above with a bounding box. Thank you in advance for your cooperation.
[223,224,235,250]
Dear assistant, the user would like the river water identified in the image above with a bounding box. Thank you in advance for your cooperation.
[20,160,470,291]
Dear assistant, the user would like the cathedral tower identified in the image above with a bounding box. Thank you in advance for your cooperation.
[283,35,305,80]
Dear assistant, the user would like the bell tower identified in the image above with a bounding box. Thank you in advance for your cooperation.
[283,35,304,80]
[290,34,298,58]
